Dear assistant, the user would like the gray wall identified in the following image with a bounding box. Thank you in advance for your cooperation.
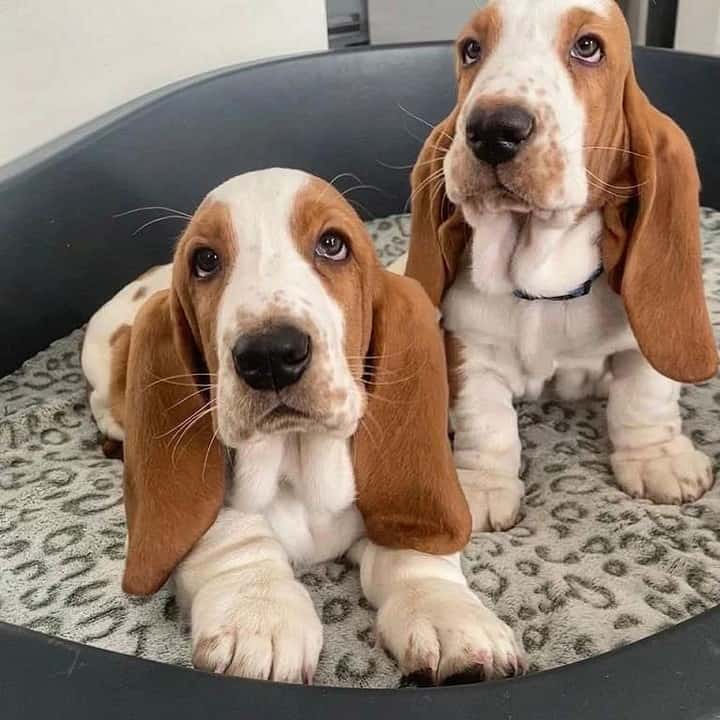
[368,0,475,44]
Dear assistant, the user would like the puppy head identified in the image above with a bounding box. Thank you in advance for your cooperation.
[172,170,376,446]
[442,0,637,219]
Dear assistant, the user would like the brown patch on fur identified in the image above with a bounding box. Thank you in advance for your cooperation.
[108,324,132,431]
[174,201,237,376]
[132,286,148,302]
[456,4,503,87]
[290,177,376,377]
[121,202,236,596]
[556,5,631,209]
[444,331,466,405]
[352,270,471,554]
[557,3,716,381]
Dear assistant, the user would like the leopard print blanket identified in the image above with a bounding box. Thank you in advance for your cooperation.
[1,210,719,688]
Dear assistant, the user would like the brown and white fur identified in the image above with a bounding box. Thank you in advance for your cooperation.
[82,169,525,685]
[406,0,718,533]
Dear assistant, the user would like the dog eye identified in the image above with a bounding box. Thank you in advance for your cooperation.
[571,35,604,64]
[192,247,221,278]
[461,38,482,67]
[315,232,349,262]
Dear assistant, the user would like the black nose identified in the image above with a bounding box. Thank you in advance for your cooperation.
[465,106,535,166]
[232,325,311,392]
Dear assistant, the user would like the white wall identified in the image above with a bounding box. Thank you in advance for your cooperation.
[675,0,720,56]
[0,0,329,166]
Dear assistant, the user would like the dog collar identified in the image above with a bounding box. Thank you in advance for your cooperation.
[513,266,604,302]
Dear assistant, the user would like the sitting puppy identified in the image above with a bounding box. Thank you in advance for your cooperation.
[406,0,718,532]
[82,169,525,684]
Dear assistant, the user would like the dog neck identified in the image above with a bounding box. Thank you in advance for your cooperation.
[463,209,604,300]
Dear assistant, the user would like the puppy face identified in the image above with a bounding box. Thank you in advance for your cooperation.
[444,0,632,221]
[173,169,376,447]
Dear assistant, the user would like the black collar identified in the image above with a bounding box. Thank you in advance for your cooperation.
[513,266,604,302]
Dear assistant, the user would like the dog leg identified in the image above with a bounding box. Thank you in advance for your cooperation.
[350,540,526,685]
[175,508,323,683]
[608,349,715,504]
[452,370,524,531]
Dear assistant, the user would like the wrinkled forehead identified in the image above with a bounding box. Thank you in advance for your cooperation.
[490,0,610,26]
[481,0,612,38]
[458,0,630,105]
[206,168,309,255]
[198,169,371,259]
[464,0,622,62]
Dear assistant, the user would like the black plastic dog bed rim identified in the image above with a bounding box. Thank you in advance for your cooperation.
[3,608,720,719]
[2,43,719,719]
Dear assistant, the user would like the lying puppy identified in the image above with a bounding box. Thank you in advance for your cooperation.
[82,169,525,684]
[406,0,718,532]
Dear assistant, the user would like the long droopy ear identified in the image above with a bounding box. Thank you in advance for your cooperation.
[603,68,717,383]
[405,109,470,307]
[121,289,224,596]
[353,270,472,555]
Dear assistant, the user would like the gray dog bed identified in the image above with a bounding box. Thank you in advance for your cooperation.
[1,209,719,689]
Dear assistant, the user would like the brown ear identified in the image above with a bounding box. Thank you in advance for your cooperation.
[353,270,472,555]
[405,110,470,307]
[121,289,224,596]
[602,69,717,383]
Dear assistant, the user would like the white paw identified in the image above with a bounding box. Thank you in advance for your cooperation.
[458,469,524,532]
[377,578,526,685]
[191,574,323,683]
[612,438,715,505]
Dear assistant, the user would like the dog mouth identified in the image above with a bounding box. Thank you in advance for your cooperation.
[257,402,314,429]
[495,179,532,206]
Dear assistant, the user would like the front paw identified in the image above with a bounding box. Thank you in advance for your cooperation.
[458,469,524,532]
[612,438,715,504]
[191,574,323,683]
[378,578,526,685]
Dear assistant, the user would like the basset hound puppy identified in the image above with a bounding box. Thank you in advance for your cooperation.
[406,0,718,532]
[81,169,525,684]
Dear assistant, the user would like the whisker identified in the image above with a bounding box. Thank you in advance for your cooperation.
[377,155,445,172]
[583,145,650,159]
[585,168,648,194]
[158,401,214,441]
[398,105,454,144]
[145,373,217,390]
[585,175,636,200]
[170,404,217,466]
[376,159,416,171]
[363,389,413,406]
[114,206,192,219]
[405,168,446,212]
[346,197,376,220]
[201,426,221,482]
[168,386,217,411]
[132,215,189,236]
[329,172,364,189]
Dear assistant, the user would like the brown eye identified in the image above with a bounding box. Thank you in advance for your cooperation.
[192,246,221,278]
[461,38,482,66]
[571,35,604,64]
[315,231,349,262]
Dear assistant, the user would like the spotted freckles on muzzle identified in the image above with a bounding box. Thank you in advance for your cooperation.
[216,303,364,444]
